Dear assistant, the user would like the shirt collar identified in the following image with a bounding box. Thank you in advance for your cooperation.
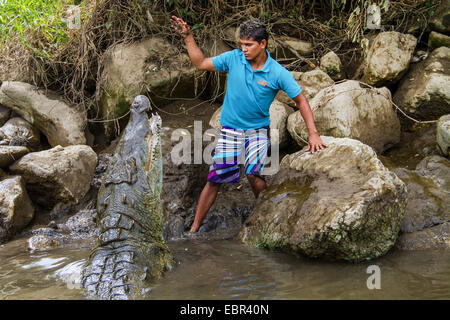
[240,49,272,72]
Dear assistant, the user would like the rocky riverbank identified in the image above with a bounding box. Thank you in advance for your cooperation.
[0,4,449,264]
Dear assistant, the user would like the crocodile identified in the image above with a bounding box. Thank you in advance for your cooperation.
[81,95,174,300]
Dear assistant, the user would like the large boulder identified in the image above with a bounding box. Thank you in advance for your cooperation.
[320,51,346,81]
[0,146,29,168]
[360,32,417,86]
[237,137,407,262]
[287,80,401,153]
[0,175,34,243]
[393,155,450,233]
[0,82,87,147]
[437,114,450,156]
[393,47,450,121]
[98,37,206,137]
[208,100,294,148]
[9,145,97,208]
[276,69,334,107]
[0,117,40,150]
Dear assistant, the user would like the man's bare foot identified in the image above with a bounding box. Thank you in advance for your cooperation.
[189,225,199,233]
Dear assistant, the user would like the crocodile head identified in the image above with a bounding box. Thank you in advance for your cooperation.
[131,95,151,114]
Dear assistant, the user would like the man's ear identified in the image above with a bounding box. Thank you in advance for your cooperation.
[260,39,267,49]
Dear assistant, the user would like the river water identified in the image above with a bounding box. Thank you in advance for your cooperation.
[1,236,449,300]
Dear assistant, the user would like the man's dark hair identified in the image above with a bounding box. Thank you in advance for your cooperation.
[239,19,269,46]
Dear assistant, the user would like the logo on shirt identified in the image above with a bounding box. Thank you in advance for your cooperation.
[257,79,268,88]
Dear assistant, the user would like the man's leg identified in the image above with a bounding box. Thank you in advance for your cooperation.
[189,181,221,232]
[244,126,270,199]
[246,174,266,198]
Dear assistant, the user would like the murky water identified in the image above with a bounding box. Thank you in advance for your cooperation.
[1,236,449,300]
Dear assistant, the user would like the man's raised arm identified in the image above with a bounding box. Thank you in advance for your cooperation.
[171,16,217,72]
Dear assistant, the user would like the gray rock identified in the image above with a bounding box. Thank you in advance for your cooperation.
[396,222,450,250]
[0,175,34,243]
[320,51,346,81]
[58,209,98,240]
[0,146,29,168]
[0,81,88,147]
[393,155,450,233]
[393,47,450,121]
[268,36,313,58]
[0,117,40,150]
[98,37,206,138]
[360,32,417,86]
[437,114,450,156]
[276,69,334,107]
[9,145,98,208]
[287,80,401,153]
[27,228,64,251]
[238,136,407,262]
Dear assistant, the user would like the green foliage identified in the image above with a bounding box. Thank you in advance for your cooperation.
[0,0,80,58]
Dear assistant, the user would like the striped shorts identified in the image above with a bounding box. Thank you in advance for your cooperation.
[207,125,270,183]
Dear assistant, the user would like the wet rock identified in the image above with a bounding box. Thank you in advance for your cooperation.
[396,222,450,250]
[320,51,346,81]
[0,81,87,147]
[437,114,450,156]
[238,136,407,262]
[393,156,450,233]
[0,117,40,150]
[380,124,439,170]
[287,80,401,153]
[393,47,450,121]
[9,145,98,208]
[27,228,63,251]
[98,37,206,138]
[0,146,29,168]
[0,105,11,126]
[0,175,34,243]
[359,32,417,86]
[57,209,98,240]
[276,69,334,107]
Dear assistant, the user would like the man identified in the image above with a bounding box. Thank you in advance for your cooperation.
[171,16,327,233]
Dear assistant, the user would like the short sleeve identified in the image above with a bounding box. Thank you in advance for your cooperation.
[278,68,302,99]
[212,49,236,72]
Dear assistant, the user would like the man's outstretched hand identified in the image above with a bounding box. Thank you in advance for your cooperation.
[171,15,191,38]
[305,132,328,154]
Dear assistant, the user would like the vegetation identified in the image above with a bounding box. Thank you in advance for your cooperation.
[0,0,441,119]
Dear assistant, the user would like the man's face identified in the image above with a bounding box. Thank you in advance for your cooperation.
[240,37,266,61]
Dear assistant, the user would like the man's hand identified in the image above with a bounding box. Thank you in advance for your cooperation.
[305,132,328,154]
[171,15,192,38]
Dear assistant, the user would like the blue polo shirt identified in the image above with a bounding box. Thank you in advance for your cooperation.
[212,49,302,130]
